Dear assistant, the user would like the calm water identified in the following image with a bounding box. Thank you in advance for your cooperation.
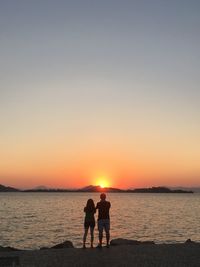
[0,192,200,249]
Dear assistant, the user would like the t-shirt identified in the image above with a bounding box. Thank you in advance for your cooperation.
[96,200,111,220]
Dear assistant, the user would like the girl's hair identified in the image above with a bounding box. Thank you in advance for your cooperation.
[85,199,95,212]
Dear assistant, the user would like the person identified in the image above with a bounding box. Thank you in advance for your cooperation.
[83,199,96,248]
[96,193,111,248]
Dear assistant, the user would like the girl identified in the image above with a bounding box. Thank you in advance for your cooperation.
[83,199,96,248]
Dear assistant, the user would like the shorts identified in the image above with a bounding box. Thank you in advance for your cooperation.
[84,221,95,229]
[98,219,110,232]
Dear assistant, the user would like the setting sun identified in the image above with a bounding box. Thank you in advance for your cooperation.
[95,177,110,188]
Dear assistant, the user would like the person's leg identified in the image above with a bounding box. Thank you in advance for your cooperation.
[99,230,103,246]
[98,220,103,247]
[83,227,88,248]
[90,226,94,248]
[105,229,110,247]
[105,220,110,247]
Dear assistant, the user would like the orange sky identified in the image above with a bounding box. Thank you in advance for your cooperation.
[1,129,199,189]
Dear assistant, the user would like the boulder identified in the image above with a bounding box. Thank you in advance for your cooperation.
[185,239,196,244]
[110,239,141,246]
[0,246,20,252]
[141,241,155,245]
[110,239,155,246]
[50,240,74,249]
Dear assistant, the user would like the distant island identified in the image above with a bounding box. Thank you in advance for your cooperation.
[76,185,194,193]
[0,184,19,192]
[80,185,193,193]
[127,187,194,193]
[0,184,194,193]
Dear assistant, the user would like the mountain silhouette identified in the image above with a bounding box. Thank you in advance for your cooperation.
[0,184,194,193]
[0,184,19,192]
[79,185,122,192]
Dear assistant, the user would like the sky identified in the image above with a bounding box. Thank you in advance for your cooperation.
[0,0,200,189]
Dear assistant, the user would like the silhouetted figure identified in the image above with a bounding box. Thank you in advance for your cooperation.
[96,193,111,248]
[83,199,96,248]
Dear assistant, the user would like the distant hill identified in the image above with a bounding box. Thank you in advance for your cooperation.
[127,186,193,193]
[0,184,194,193]
[170,187,200,193]
[78,186,193,193]
[24,188,72,192]
[32,185,49,190]
[0,184,19,192]
[24,185,194,193]
[79,185,122,192]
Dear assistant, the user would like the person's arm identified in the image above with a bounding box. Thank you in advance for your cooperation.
[95,202,99,210]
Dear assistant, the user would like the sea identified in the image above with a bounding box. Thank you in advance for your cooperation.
[0,192,200,249]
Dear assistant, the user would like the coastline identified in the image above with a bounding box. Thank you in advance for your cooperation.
[0,184,195,193]
[1,239,200,267]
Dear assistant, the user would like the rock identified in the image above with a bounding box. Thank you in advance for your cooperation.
[110,239,141,246]
[50,240,74,249]
[40,240,74,250]
[185,239,195,244]
[0,246,20,252]
[110,239,155,246]
[141,241,155,245]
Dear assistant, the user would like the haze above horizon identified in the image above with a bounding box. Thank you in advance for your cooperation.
[0,1,200,189]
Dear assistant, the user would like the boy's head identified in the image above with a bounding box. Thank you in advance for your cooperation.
[100,193,106,200]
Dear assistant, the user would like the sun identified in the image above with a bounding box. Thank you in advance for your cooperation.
[99,181,107,188]
[95,177,110,188]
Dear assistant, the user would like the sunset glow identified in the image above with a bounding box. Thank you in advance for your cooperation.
[95,177,110,189]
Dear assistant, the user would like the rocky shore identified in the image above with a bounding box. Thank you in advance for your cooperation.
[0,239,200,267]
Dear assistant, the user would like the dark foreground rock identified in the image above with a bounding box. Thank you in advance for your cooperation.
[1,242,200,267]
[0,246,20,252]
[40,240,74,250]
[110,238,155,246]
[51,240,74,249]
[185,238,197,244]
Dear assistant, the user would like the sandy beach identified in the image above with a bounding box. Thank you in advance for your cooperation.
[1,241,200,267]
